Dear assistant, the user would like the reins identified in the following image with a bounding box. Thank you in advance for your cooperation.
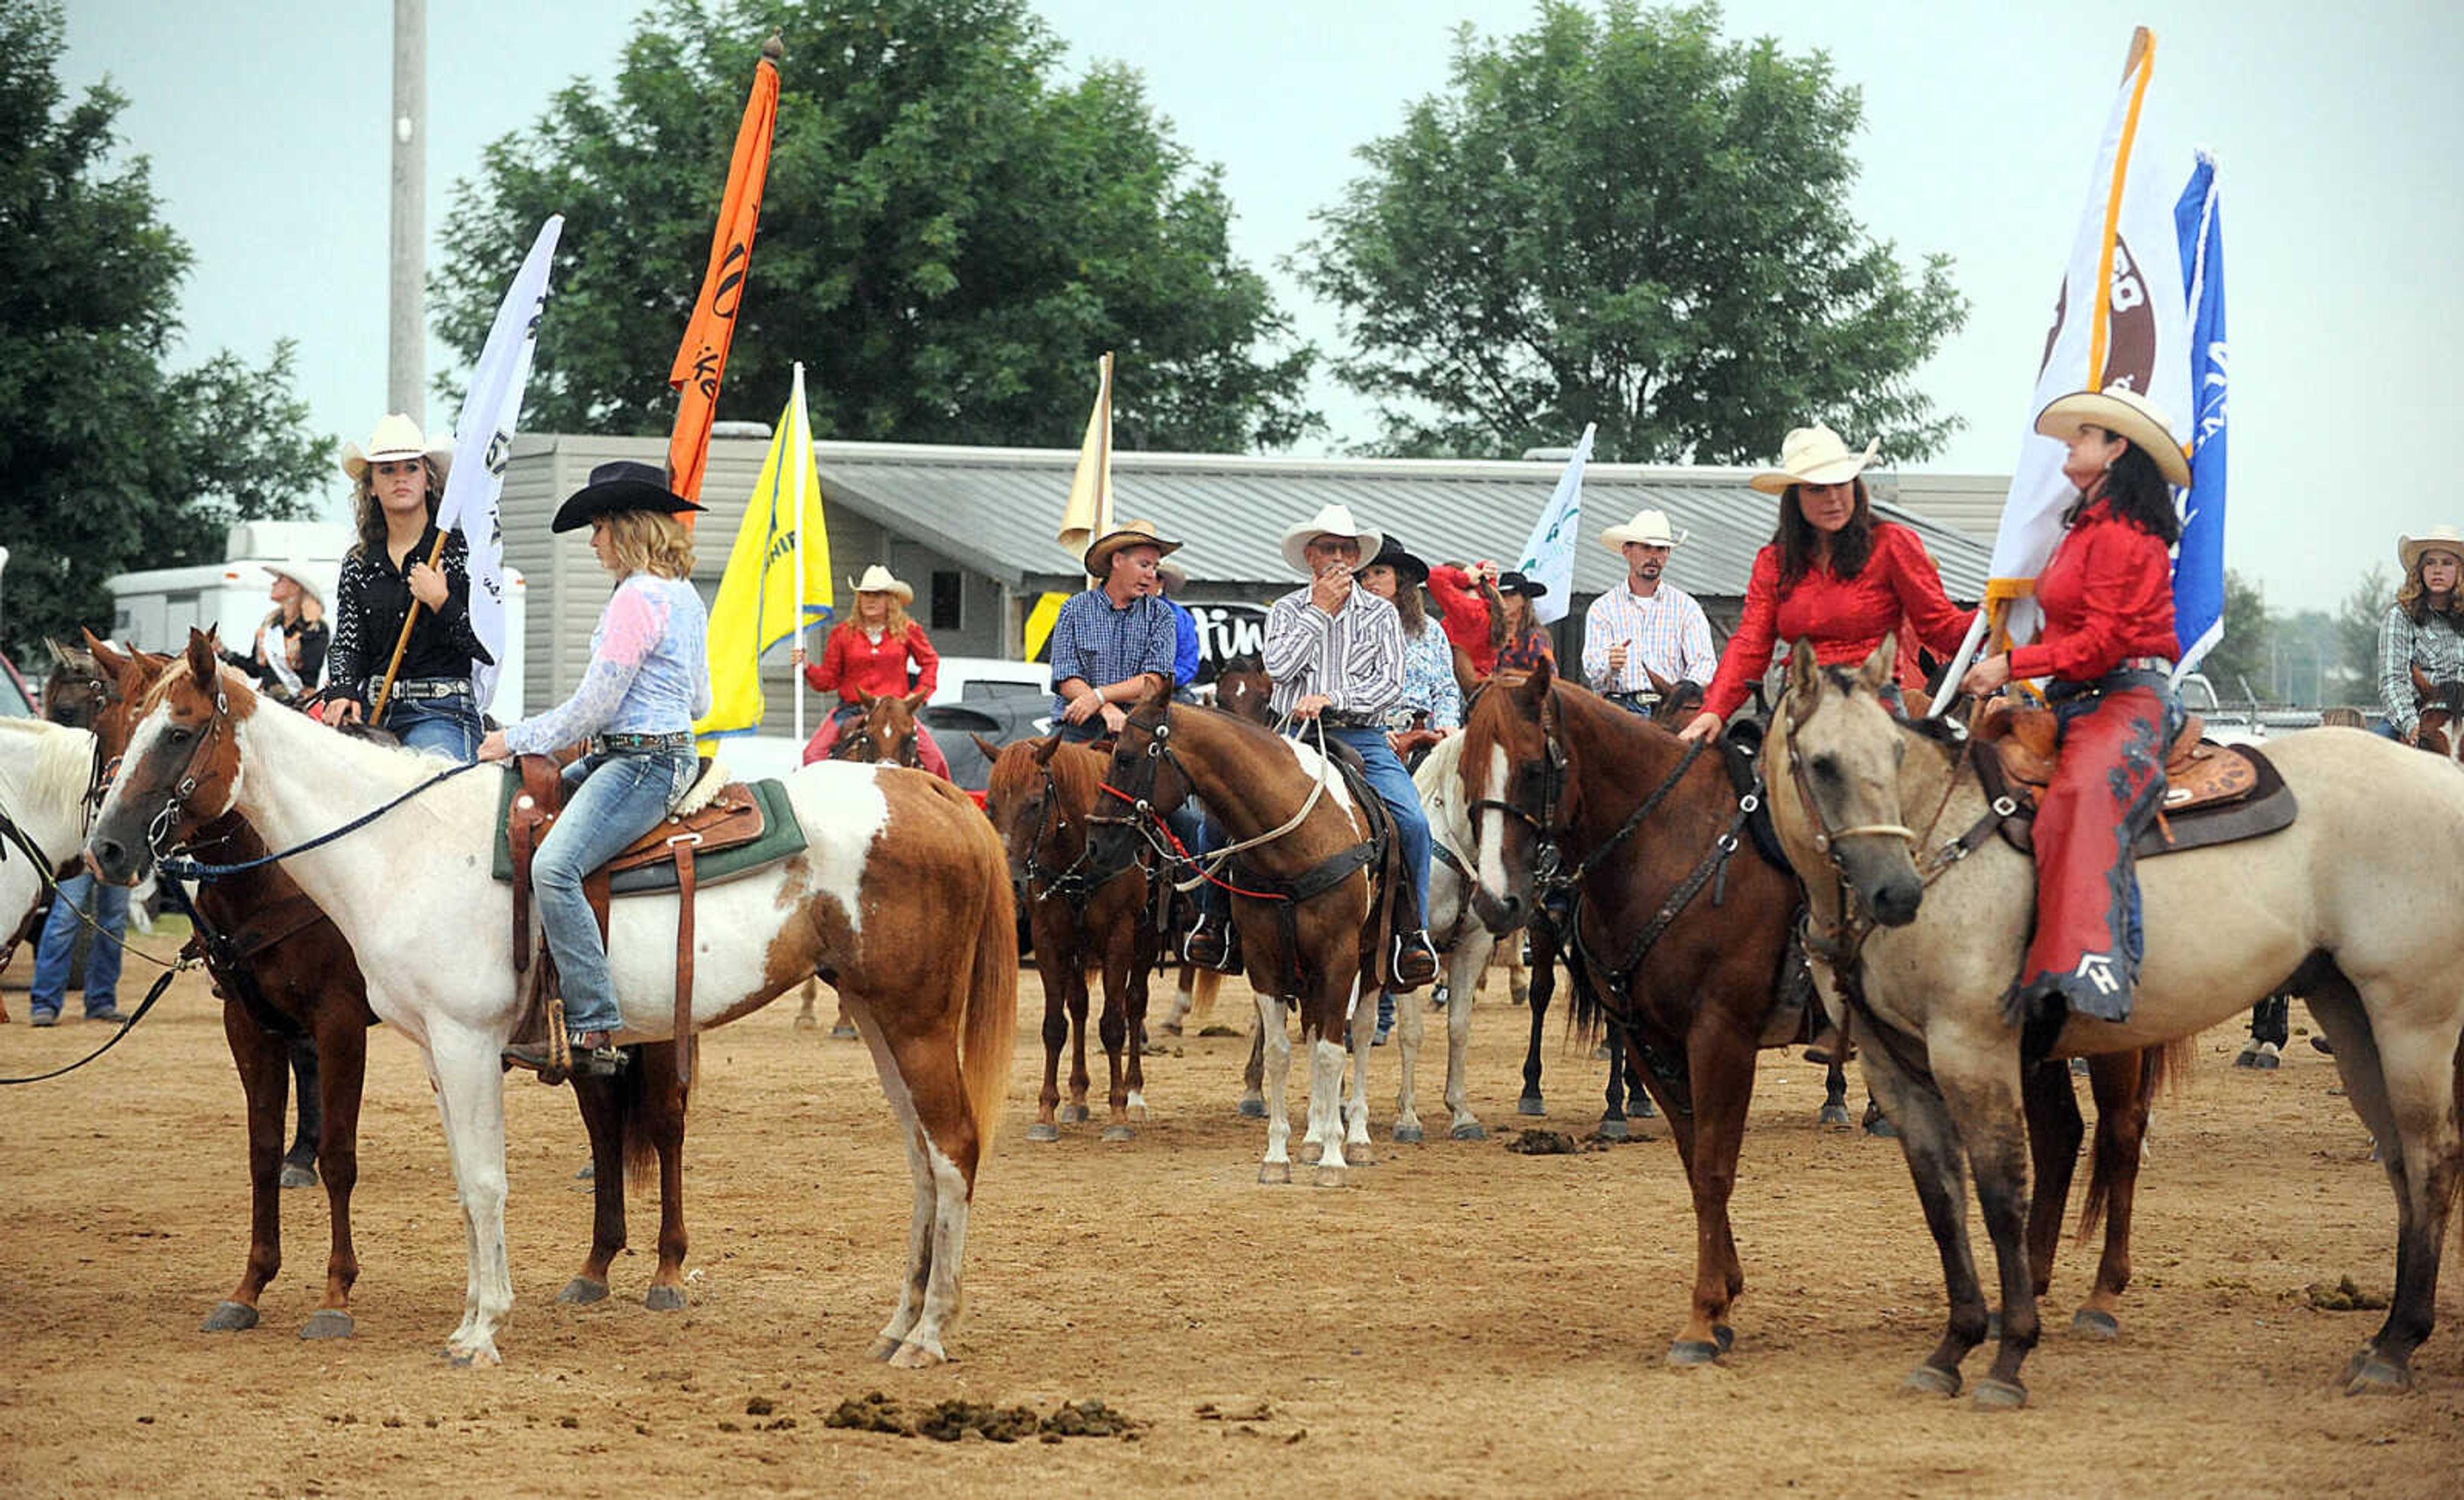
[156,758,486,882]
[1091,709,1345,898]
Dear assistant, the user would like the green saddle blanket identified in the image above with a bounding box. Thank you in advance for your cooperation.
[488,769,807,896]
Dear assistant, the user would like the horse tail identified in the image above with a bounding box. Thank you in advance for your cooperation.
[2076,1044,2176,1244]
[959,819,1021,1161]
[619,1041,670,1194]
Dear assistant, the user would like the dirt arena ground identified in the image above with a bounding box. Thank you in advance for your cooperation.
[3,927,2460,1499]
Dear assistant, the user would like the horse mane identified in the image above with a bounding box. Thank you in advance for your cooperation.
[0,718,96,813]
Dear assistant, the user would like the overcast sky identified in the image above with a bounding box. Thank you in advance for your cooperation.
[53,0,2464,613]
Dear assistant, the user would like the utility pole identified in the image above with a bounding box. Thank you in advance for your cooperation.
[388,0,426,422]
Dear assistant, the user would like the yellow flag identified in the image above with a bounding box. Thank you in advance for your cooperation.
[696,364,833,744]
[1020,591,1069,663]
[1054,352,1114,567]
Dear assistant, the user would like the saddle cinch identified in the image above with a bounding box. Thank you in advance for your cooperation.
[492,755,806,1084]
[1976,700,2297,858]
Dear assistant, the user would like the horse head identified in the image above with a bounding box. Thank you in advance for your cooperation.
[40,637,112,730]
[1087,690,1189,880]
[1214,652,1274,726]
[1457,658,1573,936]
[1767,638,1925,928]
[87,628,255,884]
[835,686,930,769]
[980,735,1072,888]
[81,631,171,763]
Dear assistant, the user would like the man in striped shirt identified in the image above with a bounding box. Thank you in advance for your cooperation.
[1582,508,1716,714]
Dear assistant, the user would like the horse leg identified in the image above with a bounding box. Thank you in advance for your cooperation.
[1256,993,1294,1184]
[1441,929,1487,1140]
[302,1007,367,1340]
[1193,966,1220,1027]
[1393,968,1428,1145]
[1518,946,1550,1116]
[1858,1036,1991,1399]
[2019,1056,2085,1306]
[1308,977,1358,1188]
[1124,921,1157,1125]
[563,1064,631,1303]
[1238,1010,1267,1118]
[1162,962,1195,1037]
[282,1036,321,1188]
[1060,964,1093,1125]
[1341,973,1376,1168]
[425,1024,514,1367]
[1821,1057,1852,1128]
[1666,1024,1757,1365]
[1935,1051,2042,1409]
[794,975,820,1030]
[1598,1030,1630,1141]
[1029,946,1066,1141]
[641,1041,690,1311]
[203,1000,290,1333]
[2071,1049,2150,1338]
[844,998,982,1369]
[1097,938,1135,1141]
[1506,939,1528,1007]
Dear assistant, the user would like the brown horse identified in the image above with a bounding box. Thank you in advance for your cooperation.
[2408,665,2463,760]
[979,735,1162,1140]
[832,686,933,769]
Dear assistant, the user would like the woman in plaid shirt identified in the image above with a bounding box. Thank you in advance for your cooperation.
[2378,528,2464,741]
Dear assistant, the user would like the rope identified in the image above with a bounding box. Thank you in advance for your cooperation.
[0,960,180,1086]
[157,758,486,882]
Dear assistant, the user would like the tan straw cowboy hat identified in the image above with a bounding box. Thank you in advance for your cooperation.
[1277,502,1383,575]
[338,413,454,484]
[1600,507,1688,552]
[1082,517,1185,579]
[1750,424,1880,495]
[2399,526,2464,574]
[2033,384,2191,488]
[848,563,914,604]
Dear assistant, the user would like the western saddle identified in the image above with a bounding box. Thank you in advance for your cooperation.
[1976,699,2295,858]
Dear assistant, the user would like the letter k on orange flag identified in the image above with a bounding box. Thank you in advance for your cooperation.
[667,35,783,513]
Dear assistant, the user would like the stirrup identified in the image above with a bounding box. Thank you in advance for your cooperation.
[1390,930,1439,992]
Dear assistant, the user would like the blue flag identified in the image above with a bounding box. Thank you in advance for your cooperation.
[2171,153,2227,672]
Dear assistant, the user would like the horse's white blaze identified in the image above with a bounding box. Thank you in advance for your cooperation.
[1477,744,1511,901]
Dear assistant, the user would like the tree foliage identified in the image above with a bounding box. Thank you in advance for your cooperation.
[2200,568,2273,703]
[0,2,327,660]
[2335,564,2391,703]
[1297,0,1966,463]
[435,0,1317,453]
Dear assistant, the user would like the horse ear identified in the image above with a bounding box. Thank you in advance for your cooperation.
[184,626,219,688]
[903,687,932,712]
[83,629,130,676]
[46,636,74,667]
[1031,733,1064,767]
[1858,635,1899,693]
[1785,641,1821,723]
[970,733,1003,762]
[852,686,877,709]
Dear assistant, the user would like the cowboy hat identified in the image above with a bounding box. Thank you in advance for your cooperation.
[261,561,328,611]
[1278,503,1383,576]
[847,563,914,604]
[1749,424,1881,495]
[338,413,454,484]
[1599,507,1687,552]
[549,459,706,534]
[1082,517,1185,579]
[1495,570,1549,600]
[2033,384,2191,488]
[1363,536,1430,588]
[2399,526,2464,574]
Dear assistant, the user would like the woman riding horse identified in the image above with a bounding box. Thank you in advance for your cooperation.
[2377,525,2464,746]
[799,564,951,777]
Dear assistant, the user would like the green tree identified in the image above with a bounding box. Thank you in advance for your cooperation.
[435,0,1316,452]
[2336,564,2391,706]
[2199,569,2273,704]
[1297,0,1967,463]
[0,2,327,660]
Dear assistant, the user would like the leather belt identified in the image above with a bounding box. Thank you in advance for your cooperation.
[1318,710,1383,729]
[380,677,472,703]
[592,731,695,754]
[2120,656,2175,675]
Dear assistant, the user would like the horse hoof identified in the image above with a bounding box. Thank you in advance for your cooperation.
[1901,1365,1960,1398]
[574,1163,595,1180]
[1026,1123,1061,1143]
[1450,1121,1488,1141]
[2071,1308,2120,1339]
[1714,1324,1734,1353]
[1392,1123,1425,1145]
[556,1277,610,1306]
[1299,1139,1324,1165]
[644,1284,687,1312]
[279,1161,318,1189]
[1059,1104,1090,1124]
[867,1336,902,1361]
[300,1309,354,1341]
[1313,1165,1347,1189]
[1666,1340,1721,1367]
[794,1012,819,1031]
[2344,1354,2413,1396]
[887,1340,945,1370]
[1238,1097,1267,1119]
[1100,1125,1134,1143]
[830,1024,858,1041]
[1159,1021,1184,1037]
[1972,1378,2028,1411]
[1596,1118,1630,1142]
[1258,1162,1292,1185]
[1516,1095,1545,1118]
[201,1300,259,1333]
[443,1342,500,1369]
[1632,1095,1658,1120]
[1864,1115,1900,1139]
[1818,1103,1852,1128]
[1127,1102,1150,1121]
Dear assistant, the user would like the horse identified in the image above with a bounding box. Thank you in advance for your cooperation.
[1766,638,2464,1404]
[2408,665,2463,760]
[978,735,1163,1141]
[832,686,933,770]
[1087,694,1382,1186]
[89,631,1018,1368]
[0,719,98,963]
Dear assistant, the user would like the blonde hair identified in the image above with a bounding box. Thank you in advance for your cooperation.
[2397,547,2464,627]
[597,509,696,579]
[848,592,912,641]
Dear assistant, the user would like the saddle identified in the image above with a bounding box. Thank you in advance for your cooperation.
[1974,701,2297,858]
[1219,735,1401,993]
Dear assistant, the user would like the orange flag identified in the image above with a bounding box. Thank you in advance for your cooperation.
[667,34,783,513]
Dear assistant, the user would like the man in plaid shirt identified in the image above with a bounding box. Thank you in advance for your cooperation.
[1582,508,1716,714]
[1048,521,1183,742]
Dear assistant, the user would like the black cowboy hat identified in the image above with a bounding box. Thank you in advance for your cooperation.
[1365,536,1430,587]
[1495,570,1549,600]
[550,460,706,534]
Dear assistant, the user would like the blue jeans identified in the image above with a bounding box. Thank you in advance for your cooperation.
[30,873,129,1018]
[1322,726,1432,928]
[382,688,483,762]
[531,748,697,1036]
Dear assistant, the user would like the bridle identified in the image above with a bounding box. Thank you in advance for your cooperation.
[1466,714,1710,904]
[832,712,922,769]
[1013,760,1111,903]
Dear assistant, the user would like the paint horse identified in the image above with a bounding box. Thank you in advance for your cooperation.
[793,686,943,1037]
[89,632,1018,1368]
[1768,639,2464,1404]
[2408,665,2464,760]
[979,735,1164,1141]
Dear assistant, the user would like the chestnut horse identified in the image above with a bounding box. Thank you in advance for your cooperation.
[979,736,1162,1140]
[832,686,934,770]
[89,633,1017,1368]
[2408,665,2464,760]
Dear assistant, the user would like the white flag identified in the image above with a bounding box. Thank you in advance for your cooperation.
[436,215,561,715]
[1987,28,2191,645]
[1517,423,1595,627]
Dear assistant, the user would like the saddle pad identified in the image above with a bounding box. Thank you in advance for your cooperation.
[1981,741,2295,860]
[490,771,807,894]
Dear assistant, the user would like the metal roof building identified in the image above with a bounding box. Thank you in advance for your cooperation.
[501,432,2003,715]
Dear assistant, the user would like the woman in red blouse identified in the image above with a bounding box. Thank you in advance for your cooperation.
[1678,425,1974,744]
[1959,385,2187,1028]
[1427,561,1553,683]
[798,565,950,777]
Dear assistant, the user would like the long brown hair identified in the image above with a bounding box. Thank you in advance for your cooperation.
[1774,479,1877,592]
[349,457,445,561]
[2397,547,2464,627]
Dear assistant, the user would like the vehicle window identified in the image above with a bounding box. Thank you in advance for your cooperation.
[963,680,1047,700]
[0,666,32,717]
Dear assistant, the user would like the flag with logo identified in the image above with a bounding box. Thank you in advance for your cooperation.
[1516,423,1594,627]
[2170,151,2227,674]
[435,214,561,715]
[696,364,834,744]
[667,39,782,511]
[1055,352,1115,567]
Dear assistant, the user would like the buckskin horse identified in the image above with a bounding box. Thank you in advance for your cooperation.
[1767,638,2464,1404]
[979,735,1163,1141]
[88,632,1018,1368]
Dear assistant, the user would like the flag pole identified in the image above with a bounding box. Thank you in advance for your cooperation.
[790,361,808,747]
[369,530,449,722]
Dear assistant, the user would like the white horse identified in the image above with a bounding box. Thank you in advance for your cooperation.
[0,718,97,941]
[1767,640,2464,1404]
[1392,730,1500,1143]
[87,636,1018,1368]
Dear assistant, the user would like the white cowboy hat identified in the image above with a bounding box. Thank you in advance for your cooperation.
[1277,503,1383,576]
[1083,517,1185,579]
[847,563,914,604]
[1749,424,1881,495]
[261,561,327,611]
[338,413,453,484]
[1600,507,1688,552]
[2033,384,2191,489]
[2399,526,2464,574]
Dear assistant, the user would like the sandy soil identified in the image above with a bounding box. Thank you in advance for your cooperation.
[2,929,2460,1499]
